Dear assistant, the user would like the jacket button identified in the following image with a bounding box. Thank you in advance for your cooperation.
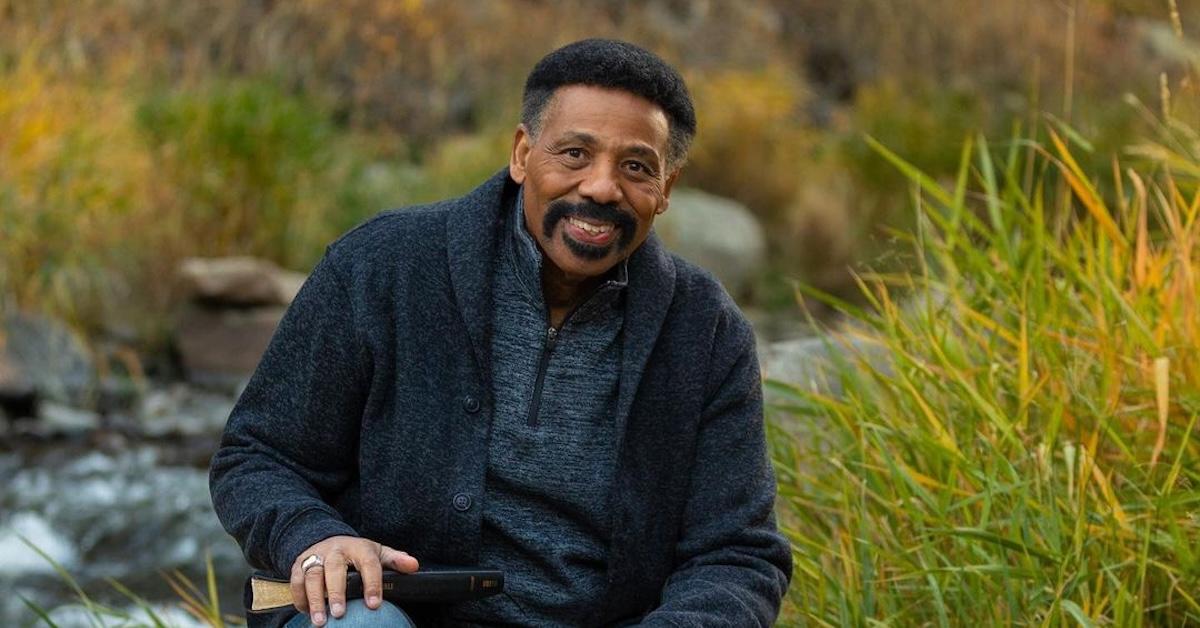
[463,395,481,413]
[452,493,473,512]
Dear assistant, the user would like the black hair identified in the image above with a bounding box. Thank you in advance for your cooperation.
[521,38,696,168]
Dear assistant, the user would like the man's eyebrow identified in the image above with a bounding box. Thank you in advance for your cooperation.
[623,144,661,163]
[551,131,599,147]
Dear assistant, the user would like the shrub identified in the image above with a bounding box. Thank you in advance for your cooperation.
[0,62,402,347]
[684,66,813,225]
[137,79,342,269]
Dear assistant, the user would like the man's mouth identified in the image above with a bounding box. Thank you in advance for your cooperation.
[566,216,615,236]
[564,216,618,247]
[543,198,637,260]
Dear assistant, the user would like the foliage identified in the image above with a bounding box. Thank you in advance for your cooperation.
[137,79,344,269]
[771,121,1200,624]
[684,66,813,224]
[0,58,399,346]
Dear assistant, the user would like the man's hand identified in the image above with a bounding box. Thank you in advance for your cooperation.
[289,535,420,626]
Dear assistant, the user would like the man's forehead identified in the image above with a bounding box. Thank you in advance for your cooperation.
[541,85,670,153]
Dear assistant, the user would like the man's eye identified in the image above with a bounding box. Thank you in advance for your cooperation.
[625,161,652,175]
[564,148,585,159]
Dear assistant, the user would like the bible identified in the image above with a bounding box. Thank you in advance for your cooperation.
[244,566,505,613]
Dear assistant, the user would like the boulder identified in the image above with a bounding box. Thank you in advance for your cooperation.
[1,313,96,408]
[178,256,306,307]
[0,350,37,419]
[654,188,767,299]
[175,304,287,388]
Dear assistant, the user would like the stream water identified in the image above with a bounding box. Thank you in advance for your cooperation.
[1,386,247,627]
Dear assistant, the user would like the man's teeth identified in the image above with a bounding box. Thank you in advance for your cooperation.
[567,217,614,235]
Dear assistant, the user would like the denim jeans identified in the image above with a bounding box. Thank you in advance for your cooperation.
[284,600,416,627]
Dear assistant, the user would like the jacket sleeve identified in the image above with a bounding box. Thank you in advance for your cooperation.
[208,250,367,577]
[639,313,793,627]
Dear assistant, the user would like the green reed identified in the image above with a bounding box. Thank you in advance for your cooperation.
[771,122,1200,626]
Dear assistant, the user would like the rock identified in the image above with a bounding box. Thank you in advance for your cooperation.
[1136,19,1200,67]
[0,512,79,573]
[759,332,889,399]
[1,313,96,407]
[175,304,286,388]
[178,256,307,307]
[138,384,234,437]
[655,188,767,299]
[0,350,37,419]
[35,402,101,435]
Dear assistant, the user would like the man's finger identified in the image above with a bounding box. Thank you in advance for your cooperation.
[353,543,384,610]
[289,562,309,614]
[324,551,348,619]
[381,546,420,573]
[304,561,328,626]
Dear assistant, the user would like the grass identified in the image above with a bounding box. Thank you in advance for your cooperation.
[771,115,1200,625]
[18,537,240,627]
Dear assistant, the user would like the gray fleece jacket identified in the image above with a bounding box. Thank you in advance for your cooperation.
[208,170,792,627]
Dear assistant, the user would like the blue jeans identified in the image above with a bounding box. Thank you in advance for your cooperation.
[284,600,416,627]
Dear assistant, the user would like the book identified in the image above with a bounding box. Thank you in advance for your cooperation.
[244,566,505,613]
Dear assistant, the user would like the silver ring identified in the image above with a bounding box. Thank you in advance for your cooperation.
[301,554,324,573]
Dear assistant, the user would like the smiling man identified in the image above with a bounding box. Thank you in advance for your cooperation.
[210,39,791,627]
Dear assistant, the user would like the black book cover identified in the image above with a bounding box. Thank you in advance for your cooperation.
[244,566,504,613]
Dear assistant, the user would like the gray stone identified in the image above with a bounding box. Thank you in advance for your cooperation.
[1,313,96,407]
[0,350,37,419]
[36,402,101,435]
[654,188,767,299]
[138,384,234,437]
[1137,19,1200,67]
[760,332,889,399]
[178,256,307,307]
[0,512,79,573]
[175,304,286,388]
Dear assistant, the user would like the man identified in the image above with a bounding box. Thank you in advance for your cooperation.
[209,38,791,627]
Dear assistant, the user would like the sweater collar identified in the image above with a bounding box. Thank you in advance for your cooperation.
[505,187,628,323]
[446,169,676,418]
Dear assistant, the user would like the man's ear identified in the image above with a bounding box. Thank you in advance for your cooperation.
[658,168,682,214]
[509,124,532,184]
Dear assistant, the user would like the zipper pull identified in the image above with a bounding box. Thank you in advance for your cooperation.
[546,326,559,348]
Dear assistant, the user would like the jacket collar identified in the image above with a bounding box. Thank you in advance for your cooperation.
[446,170,512,394]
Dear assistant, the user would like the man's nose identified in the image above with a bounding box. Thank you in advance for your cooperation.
[577,161,624,206]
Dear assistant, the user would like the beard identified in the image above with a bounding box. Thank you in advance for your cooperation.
[541,199,638,260]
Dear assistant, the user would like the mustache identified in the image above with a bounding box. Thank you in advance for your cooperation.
[542,199,637,252]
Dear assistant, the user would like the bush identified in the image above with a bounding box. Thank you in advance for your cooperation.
[137,79,343,269]
[684,66,813,225]
[0,62,403,347]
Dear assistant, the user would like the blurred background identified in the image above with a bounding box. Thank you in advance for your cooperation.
[2,0,1198,625]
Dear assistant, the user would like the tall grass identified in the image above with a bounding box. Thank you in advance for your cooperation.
[19,538,238,627]
[772,120,1200,625]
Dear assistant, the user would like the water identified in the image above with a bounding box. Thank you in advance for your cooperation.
[1,391,247,627]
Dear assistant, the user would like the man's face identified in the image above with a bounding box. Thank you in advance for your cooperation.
[509,84,679,282]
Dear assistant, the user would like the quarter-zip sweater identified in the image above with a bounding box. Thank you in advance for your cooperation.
[450,193,627,624]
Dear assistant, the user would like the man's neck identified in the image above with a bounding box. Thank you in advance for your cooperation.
[541,263,605,327]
